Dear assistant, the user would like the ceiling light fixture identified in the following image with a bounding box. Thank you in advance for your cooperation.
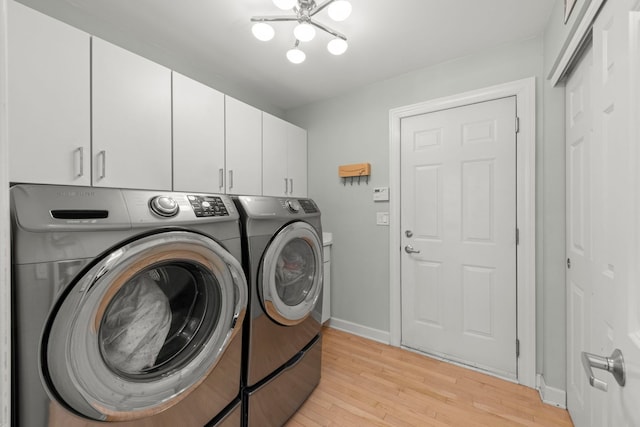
[251,0,351,64]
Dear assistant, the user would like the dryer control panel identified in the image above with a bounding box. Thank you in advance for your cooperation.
[280,199,319,214]
[187,195,229,217]
[298,199,318,214]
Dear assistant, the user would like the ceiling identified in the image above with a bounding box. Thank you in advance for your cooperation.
[16,0,556,111]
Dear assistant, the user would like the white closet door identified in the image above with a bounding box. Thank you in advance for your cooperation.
[565,44,593,427]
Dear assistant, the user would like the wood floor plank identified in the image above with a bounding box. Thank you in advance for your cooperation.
[286,327,573,426]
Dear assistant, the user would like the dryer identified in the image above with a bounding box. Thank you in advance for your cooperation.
[234,196,323,427]
[11,184,247,427]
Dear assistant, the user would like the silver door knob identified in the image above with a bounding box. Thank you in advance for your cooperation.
[404,245,420,254]
[581,348,625,391]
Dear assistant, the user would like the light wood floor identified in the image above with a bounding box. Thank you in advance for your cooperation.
[286,327,573,427]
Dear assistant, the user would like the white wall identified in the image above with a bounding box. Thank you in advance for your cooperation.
[1,0,11,424]
[286,34,569,391]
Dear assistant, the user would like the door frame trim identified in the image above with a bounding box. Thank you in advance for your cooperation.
[388,77,536,388]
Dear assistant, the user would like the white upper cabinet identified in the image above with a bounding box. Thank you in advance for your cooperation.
[224,96,262,195]
[172,72,225,193]
[262,113,307,197]
[287,123,308,197]
[8,1,91,186]
[92,37,172,190]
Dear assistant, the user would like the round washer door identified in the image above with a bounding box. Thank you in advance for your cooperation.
[260,221,322,326]
[41,230,247,421]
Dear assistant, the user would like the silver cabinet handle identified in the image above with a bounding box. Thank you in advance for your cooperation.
[75,147,84,177]
[581,349,626,391]
[219,168,224,190]
[404,245,421,254]
[98,150,106,179]
[290,178,294,195]
[284,177,288,194]
[228,170,233,190]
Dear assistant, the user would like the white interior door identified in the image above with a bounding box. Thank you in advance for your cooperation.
[565,45,594,427]
[400,96,518,379]
[567,1,640,425]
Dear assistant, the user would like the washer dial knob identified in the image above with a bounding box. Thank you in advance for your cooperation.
[150,196,179,217]
[285,199,301,213]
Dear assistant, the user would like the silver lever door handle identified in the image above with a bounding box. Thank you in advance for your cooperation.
[404,245,420,254]
[581,349,626,391]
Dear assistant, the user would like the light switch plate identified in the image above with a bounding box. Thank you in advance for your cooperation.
[376,212,389,226]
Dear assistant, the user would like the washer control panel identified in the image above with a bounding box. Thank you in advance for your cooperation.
[187,195,229,217]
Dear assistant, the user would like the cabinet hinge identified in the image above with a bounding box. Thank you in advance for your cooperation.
[516,117,520,134]
[516,338,520,358]
[516,228,519,245]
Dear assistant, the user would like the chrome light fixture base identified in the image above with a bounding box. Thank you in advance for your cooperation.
[251,0,350,64]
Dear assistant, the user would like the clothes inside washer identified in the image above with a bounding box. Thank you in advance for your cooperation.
[100,272,172,375]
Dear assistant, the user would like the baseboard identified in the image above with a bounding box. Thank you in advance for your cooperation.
[326,317,390,344]
[536,374,567,409]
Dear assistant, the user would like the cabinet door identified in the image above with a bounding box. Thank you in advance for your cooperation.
[92,38,172,190]
[225,96,262,195]
[287,124,307,197]
[262,113,288,197]
[8,2,90,186]
[173,72,225,193]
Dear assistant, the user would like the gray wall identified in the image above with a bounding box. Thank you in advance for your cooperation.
[286,34,569,390]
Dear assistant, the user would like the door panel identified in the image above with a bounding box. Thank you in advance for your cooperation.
[400,96,517,378]
[565,44,593,427]
[567,1,640,425]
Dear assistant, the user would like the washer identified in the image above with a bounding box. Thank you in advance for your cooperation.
[233,196,323,427]
[11,184,247,427]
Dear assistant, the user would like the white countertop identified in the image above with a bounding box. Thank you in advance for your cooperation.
[322,232,332,246]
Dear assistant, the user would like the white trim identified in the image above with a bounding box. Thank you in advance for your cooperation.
[548,0,606,86]
[537,374,567,409]
[388,77,537,388]
[327,318,390,345]
[0,0,10,425]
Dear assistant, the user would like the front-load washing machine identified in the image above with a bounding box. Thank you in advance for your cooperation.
[11,184,248,427]
[233,196,323,427]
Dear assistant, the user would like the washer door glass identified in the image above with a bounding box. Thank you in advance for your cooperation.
[261,222,322,325]
[42,231,247,421]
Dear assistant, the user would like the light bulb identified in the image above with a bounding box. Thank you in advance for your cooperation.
[328,0,352,21]
[273,0,296,10]
[251,22,275,41]
[286,48,306,64]
[293,22,316,42]
[327,38,348,55]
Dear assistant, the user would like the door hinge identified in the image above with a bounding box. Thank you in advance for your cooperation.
[516,338,520,358]
[516,228,519,245]
[516,117,520,134]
